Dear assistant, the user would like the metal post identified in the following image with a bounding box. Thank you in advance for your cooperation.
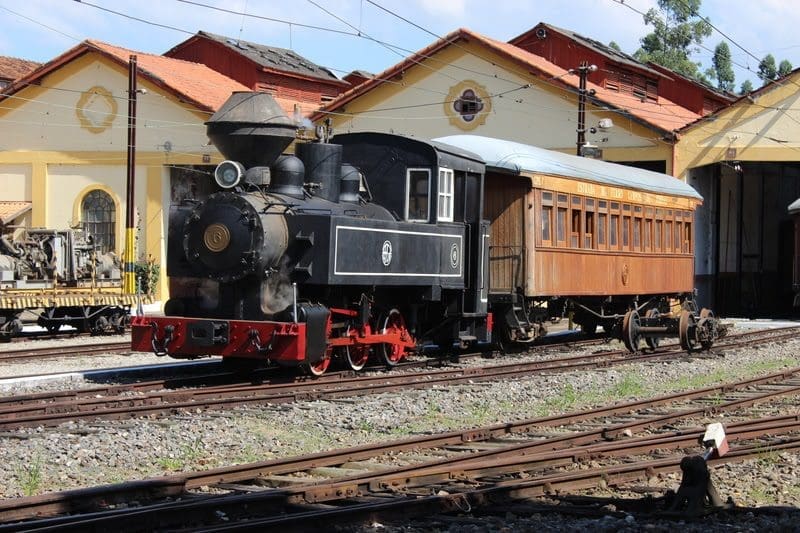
[124,55,138,294]
[576,61,590,156]
[292,282,298,323]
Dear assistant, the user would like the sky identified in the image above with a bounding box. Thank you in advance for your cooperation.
[2,0,800,91]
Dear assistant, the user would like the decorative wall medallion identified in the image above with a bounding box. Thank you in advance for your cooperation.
[381,240,393,266]
[450,243,459,268]
[445,80,492,131]
[76,86,118,133]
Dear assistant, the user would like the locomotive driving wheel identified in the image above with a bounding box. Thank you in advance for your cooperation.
[304,316,334,377]
[343,323,371,372]
[621,310,641,352]
[378,309,409,367]
[644,308,660,350]
[678,310,697,352]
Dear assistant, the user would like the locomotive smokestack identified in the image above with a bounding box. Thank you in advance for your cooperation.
[206,92,298,169]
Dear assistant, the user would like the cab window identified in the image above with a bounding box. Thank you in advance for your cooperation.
[406,169,430,222]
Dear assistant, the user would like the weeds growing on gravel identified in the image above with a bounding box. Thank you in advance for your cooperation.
[16,455,43,496]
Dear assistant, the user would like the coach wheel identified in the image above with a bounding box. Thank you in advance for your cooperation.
[621,310,641,352]
[698,308,716,350]
[378,309,409,367]
[644,308,660,350]
[343,324,371,372]
[679,310,697,352]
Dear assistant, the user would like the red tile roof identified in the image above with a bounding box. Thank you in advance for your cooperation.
[0,56,40,81]
[0,201,31,226]
[1,40,251,113]
[314,28,701,135]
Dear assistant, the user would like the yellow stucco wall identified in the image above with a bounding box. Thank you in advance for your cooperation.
[325,41,674,170]
[675,71,800,179]
[0,165,31,201]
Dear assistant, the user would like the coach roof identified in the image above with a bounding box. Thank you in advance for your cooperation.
[435,135,702,201]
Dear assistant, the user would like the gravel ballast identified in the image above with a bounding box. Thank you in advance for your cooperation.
[1,321,799,530]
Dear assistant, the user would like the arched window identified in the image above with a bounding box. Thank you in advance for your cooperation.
[81,189,115,253]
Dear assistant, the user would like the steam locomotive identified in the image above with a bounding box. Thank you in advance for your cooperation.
[132,92,491,374]
[131,91,722,373]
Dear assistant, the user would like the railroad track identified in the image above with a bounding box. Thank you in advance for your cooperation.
[1,326,797,430]
[0,340,132,362]
[1,367,798,528]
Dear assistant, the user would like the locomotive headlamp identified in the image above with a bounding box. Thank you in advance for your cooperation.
[214,160,245,189]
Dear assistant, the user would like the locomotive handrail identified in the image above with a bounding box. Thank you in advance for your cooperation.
[150,322,174,357]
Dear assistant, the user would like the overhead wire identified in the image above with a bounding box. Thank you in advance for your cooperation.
[1,0,721,148]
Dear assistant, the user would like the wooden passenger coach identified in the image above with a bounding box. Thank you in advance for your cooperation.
[437,135,709,349]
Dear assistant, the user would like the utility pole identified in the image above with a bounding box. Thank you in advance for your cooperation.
[576,61,597,156]
[123,55,138,294]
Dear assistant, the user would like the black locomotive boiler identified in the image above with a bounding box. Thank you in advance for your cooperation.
[131,92,492,374]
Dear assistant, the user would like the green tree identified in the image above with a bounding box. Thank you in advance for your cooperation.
[711,41,735,92]
[740,79,754,95]
[778,59,793,77]
[633,0,712,80]
[608,41,622,52]
[758,54,777,81]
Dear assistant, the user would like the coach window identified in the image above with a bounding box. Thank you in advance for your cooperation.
[609,201,620,249]
[597,200,607,250]
[622,204,631,250]
[406,169,430,222]
[556,194,568,247]
[81,189,116,253]
[655,209,663,253]
[633,205,643,251]
[674,211,683,253]
[437,168,454,222]
[644,207,653,252]
[570,195,582,248]
[540,191,553,246]
[664,211,673,252]
[584,198,595,249]
[684,211,693,253]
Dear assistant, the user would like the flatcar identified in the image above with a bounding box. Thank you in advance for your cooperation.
[131,92,491,375]
[437,135,720,352]
[131,91,721,373]
[0,227,139,339]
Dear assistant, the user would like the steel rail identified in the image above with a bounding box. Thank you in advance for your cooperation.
[0,343,758,430]
[2,369,798,524]
[2,418,797,531]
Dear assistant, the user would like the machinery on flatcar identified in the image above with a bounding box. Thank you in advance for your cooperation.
[0,227,137,339]
[437,135,722,352]
[131,92,492,375]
